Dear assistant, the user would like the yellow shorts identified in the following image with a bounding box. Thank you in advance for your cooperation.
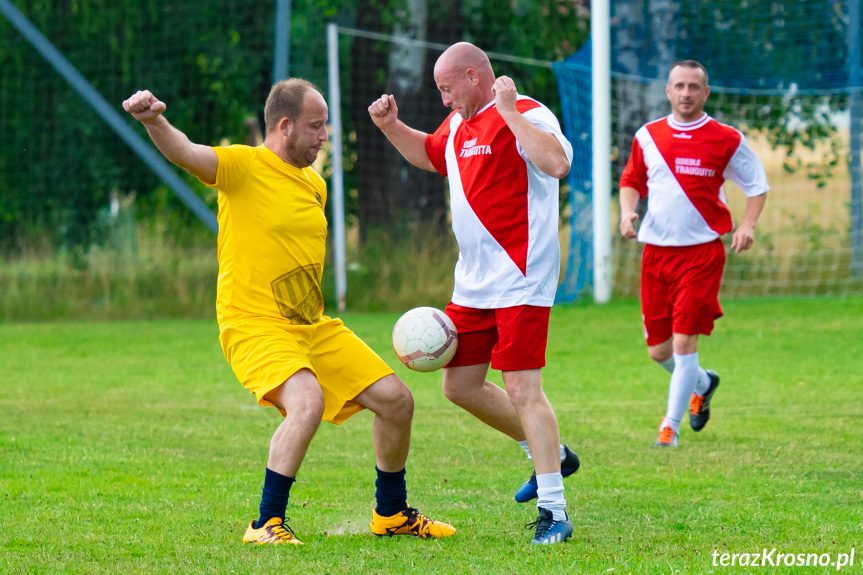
[219,316,394,424]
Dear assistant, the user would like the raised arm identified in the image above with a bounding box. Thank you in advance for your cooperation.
[368,94,435,172]
[122,90,218,184]
[492,76,570,179]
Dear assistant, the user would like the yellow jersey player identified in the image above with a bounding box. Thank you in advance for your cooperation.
[122,79,454,544]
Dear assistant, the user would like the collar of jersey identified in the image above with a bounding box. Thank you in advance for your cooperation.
[457,99,496,122]
[666,113,710,131]
[257,144,309,176]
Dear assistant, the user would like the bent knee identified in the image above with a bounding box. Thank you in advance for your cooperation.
[647,341,672,363]
[648,348,671,363]
[278,391,326,424]
[373,374,415,420]
[502,381,534,408]
[390,382,415,420]
[265,370,325,420]
[442,378,470,407]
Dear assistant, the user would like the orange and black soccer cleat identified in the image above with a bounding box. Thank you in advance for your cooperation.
[370,507,456,539]
[690,370,720,432]
[242,517,303,545]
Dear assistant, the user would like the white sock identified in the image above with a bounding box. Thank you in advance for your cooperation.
[559,444,566,460]
[664,352,700,432]
[694,367,711,395]
[518,440,531,460]
[660,416,679,433]
[536,472,567,521]
[656,357,675,374]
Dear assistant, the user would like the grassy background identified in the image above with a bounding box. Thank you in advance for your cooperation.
[1,297,862,574]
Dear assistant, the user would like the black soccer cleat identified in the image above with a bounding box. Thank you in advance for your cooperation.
[689,370,720,432]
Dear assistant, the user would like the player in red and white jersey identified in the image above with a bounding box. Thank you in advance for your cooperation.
[619,60,769,447]
[370,42,577,544]
[424,95,568,308]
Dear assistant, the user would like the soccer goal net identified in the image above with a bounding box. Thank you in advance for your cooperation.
[326,26,578,310]
[555,0,863,301]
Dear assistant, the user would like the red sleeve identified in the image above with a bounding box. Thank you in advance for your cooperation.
[619,137,648,199]
[425,112,456,176]
[515,98,541,114]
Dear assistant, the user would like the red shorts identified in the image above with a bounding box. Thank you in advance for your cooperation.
[641,239,725,346]
[444,303,550,371]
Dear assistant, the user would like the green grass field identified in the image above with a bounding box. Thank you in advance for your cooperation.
[2,298,861,574]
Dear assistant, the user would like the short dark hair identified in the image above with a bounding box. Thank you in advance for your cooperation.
[669,60,709,86]
[264,78,322,133]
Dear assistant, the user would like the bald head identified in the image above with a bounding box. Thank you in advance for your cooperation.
[435,42,495,81]
[433,42,496,120]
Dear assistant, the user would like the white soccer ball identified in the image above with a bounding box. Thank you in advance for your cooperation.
[392,306,458,373]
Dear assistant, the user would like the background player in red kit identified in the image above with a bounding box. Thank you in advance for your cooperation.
[369,42,577,545]
[619,60,769,447]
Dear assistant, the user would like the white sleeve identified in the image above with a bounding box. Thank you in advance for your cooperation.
[724,135,769,197]
[517,104,574,166]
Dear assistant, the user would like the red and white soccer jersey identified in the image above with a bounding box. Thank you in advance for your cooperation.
[425,97,573,308]
[620,113,769,246]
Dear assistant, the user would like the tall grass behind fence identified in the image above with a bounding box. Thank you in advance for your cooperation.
[0,207,460,322]
[0,212,217,322]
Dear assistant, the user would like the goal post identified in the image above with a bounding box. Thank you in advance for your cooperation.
[327,22,348,312]
[591,0,612,304]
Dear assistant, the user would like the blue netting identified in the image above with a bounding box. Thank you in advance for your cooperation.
[555,0,862,302]
[553,52,592,303]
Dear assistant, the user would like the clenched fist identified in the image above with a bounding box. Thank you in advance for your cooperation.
[122,90,167,124]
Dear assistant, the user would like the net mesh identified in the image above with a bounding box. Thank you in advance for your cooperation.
[0,0,587,317]
[0,0,274,319]
[328,25,584,310]
[3,0,859,320]
[0,0,274,252]
[555,0,863,300]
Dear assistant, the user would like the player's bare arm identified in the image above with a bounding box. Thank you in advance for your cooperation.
[619,186,641,239]
[730,192,767,254]
[122,90,218,184]
[492,76,570,179]
[368,94,436,172]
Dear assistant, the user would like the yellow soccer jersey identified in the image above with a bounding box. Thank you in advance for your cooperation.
[201,144,328,326]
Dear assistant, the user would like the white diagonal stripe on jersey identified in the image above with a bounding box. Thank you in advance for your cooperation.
[634,126,718,246]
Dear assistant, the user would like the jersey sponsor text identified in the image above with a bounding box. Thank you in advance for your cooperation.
[460,138,492,158]
[675,157,715,177]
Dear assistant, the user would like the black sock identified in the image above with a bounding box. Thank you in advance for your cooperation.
[256,468,295,528]
[374,466,407,517]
